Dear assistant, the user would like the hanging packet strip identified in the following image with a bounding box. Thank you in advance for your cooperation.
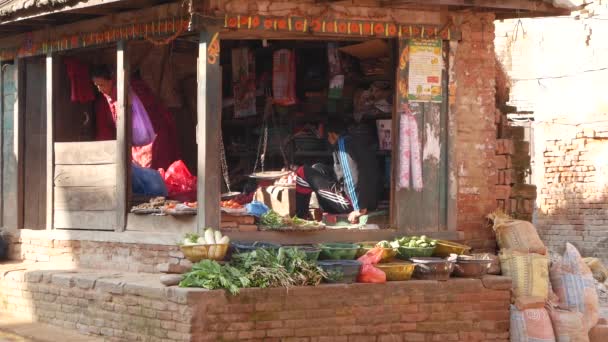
[272,49,297,106]
[397,105,423,191]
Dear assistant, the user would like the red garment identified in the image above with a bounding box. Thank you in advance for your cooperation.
[64,58,95,103]
[94,77,180,170]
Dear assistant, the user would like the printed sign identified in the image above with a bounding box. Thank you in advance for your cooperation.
[407,39,443,103]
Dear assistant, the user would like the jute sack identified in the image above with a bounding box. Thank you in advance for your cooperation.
[500,250,550,302]
[510,305,556,342]
[550,243,599,332]
[488,212,547,254]
[583,257,608,283]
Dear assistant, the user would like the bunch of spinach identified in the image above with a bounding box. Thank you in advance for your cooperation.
[179,247,326,295]
[179,259,250,295]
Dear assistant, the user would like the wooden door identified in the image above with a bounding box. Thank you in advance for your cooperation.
[394,40,448,233]
[22,57,47,229]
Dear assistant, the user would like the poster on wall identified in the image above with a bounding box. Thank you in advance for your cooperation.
[232,47,257,118]
[407,39,443,103]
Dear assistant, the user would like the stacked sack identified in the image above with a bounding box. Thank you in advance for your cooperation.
[488,212,600,342]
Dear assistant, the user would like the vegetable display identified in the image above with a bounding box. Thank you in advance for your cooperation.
[180,228,230,246]
[260,210,284,228]
[390,235,437,249]
[179,247,326,294]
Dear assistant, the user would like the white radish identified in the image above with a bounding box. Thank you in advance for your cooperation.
[204,228,215,244]
[218,235,230,245]
[196,237,206,245]
[214,230,222,244]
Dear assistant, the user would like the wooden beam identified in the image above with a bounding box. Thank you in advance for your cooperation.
[45,52,54,230]
[0,62,3,228]
[0,2,218,51]
[197,28,221,232]
[115,40,130,232]
[386,0,574,13]
[15,59,24,230]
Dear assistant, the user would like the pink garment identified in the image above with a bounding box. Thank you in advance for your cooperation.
[398,105,423,191]
[64,57,95,103]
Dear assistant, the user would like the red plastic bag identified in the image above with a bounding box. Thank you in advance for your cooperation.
[357,247,386,283]
[358,265,386,283]
[159,160,197,202]
[358,247,384,265]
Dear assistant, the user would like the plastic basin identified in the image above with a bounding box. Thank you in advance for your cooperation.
[396,246,436,260]
[355,241,398,262]
[317,260,362,283]
[282,245,322,262]
[230,241,281,255]
[433,240,471,258]
[319,243,359,260]
[375,262,416,281]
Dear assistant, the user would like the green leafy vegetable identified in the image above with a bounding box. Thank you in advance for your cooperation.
[179,247,326,295]
[179,260,250,295]
[260,210,283,228]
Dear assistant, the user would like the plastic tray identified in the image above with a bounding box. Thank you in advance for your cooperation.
[282,245,322,262]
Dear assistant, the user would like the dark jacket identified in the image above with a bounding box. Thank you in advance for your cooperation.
[331,135,379,211]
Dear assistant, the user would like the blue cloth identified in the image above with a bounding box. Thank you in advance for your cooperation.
[246,201,269,217]
[132,164,168,196]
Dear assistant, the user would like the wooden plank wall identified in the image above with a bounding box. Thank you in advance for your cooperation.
[22,57,47,230]
[53,140,116,230]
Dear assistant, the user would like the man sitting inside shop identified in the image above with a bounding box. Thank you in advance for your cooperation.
[295,119,379,223]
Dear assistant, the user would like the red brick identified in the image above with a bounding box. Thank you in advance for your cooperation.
[481,276,511,290]
[267,328,295,338]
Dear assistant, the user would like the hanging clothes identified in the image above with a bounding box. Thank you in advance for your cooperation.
[397,106,423,191]
[64,57,95,103]
[94,77,180,170]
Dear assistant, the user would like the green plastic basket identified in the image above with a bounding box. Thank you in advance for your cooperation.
[396,246,436,260]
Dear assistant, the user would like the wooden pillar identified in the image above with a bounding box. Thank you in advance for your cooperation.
[393,39,408,231]
[115,41,130,232]
[45,53,55,230]
[197,28,221,232]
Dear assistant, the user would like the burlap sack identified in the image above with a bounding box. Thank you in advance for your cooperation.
[488,212,547,254]
[550,243,599,332]
[510,305,556,342]
[583,257,608,283]
[548,307,589,342]
[500,250,550,302]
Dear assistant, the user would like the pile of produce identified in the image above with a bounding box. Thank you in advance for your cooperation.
[179,247,326,294]
[180,228,230,246]
[220,199,244,209]
[389,235,437,249]
[231,192,254,205]
[275,171,296,187]
[260,210,324,231]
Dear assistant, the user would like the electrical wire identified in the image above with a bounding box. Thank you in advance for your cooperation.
[510,66,608,82]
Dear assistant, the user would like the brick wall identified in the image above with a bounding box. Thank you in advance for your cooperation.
[0,269,193,341]
[452,12,498,250]
[191,276,511,342]
[6,236,189,274]
[0,267,512,342]
[536,123,608,263]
